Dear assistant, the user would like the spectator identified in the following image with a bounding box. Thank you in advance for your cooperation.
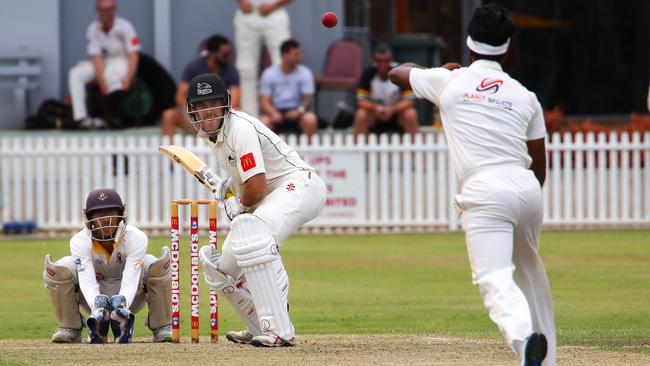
[234,0,293,116]
[353,44,419,137]
[68,0,140,129]
[161,34,240,138]
[259,39,317,137]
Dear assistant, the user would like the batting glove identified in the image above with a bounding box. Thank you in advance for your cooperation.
[223,196,247,221]
[214,176,234,202]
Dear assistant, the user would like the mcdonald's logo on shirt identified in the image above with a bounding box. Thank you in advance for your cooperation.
[240,152,256,172]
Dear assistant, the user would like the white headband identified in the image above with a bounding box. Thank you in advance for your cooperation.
[466,36,510,55]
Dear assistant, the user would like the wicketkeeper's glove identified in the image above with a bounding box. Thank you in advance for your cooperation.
[109,295,135,344]
[87,294,110,344]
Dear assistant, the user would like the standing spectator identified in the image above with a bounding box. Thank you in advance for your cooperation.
[234,0,293,116]
[389,4,555,366]
[68,0,140,129]
[161,34,240,138]
[259,39,317,137]
[353,44,419,137]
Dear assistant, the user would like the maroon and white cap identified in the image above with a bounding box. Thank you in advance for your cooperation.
[84,188,125,215]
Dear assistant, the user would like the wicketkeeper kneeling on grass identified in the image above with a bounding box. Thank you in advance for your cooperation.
[43,188,172,344]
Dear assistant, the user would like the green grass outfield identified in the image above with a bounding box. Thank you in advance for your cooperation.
[0,230,648,354]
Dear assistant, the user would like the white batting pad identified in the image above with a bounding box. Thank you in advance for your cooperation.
[230,215,294,340]
[200,244,261,335]
[43,255,83,329]
[145,247,172,330]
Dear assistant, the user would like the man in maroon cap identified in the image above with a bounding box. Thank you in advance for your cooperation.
[43,188,172,344]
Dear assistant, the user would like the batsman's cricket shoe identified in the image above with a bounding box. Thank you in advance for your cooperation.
[225,329,254,344]
[524,332,548,366]
[250,332,295,347]
[51,328,82,343]
[152,324,173,343]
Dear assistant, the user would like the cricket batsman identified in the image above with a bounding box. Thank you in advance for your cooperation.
[185,73,326,346]
[43,188,172,344]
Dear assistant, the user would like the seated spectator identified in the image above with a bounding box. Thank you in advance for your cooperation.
[353,44,419,136]
[161,34,240,138]
[68,0,140,129]
[259,39,318,136]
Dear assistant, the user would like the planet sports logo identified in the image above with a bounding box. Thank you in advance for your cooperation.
[476,78,503,94]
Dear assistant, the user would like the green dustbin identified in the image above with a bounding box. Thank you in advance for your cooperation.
[380,34,445,126]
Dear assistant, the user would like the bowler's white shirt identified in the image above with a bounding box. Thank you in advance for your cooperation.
[409,60,546,183]
[86,16,141,58]
[70,225,147,309]
[202,110,314,193]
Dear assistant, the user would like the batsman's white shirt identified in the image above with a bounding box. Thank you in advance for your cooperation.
[70,225,147,309]
[203,110,314,192]
[201,110,325,245]
[409,60,546,184]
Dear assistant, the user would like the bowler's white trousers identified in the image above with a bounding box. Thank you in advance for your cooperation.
[456,165,556,366]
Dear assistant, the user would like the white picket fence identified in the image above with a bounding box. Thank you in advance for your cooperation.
[1,131,649,235]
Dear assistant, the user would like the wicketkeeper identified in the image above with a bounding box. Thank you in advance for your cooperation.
[185,73,326,347]
[43,188,172,344]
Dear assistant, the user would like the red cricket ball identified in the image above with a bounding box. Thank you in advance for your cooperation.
[322,12,338,28]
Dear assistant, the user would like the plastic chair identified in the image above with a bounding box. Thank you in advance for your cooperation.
[316,40,363,90]
[315,40,362,127]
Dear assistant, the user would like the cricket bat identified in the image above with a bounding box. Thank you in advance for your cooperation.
[159,145,222,193]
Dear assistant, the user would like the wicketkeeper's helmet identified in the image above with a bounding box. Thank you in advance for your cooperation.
[83,188,126,241]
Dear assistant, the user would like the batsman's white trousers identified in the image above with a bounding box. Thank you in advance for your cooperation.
[234,8,290,116]
[219,170,326,278]
[68,56,128,120]
[456,165,556,366]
